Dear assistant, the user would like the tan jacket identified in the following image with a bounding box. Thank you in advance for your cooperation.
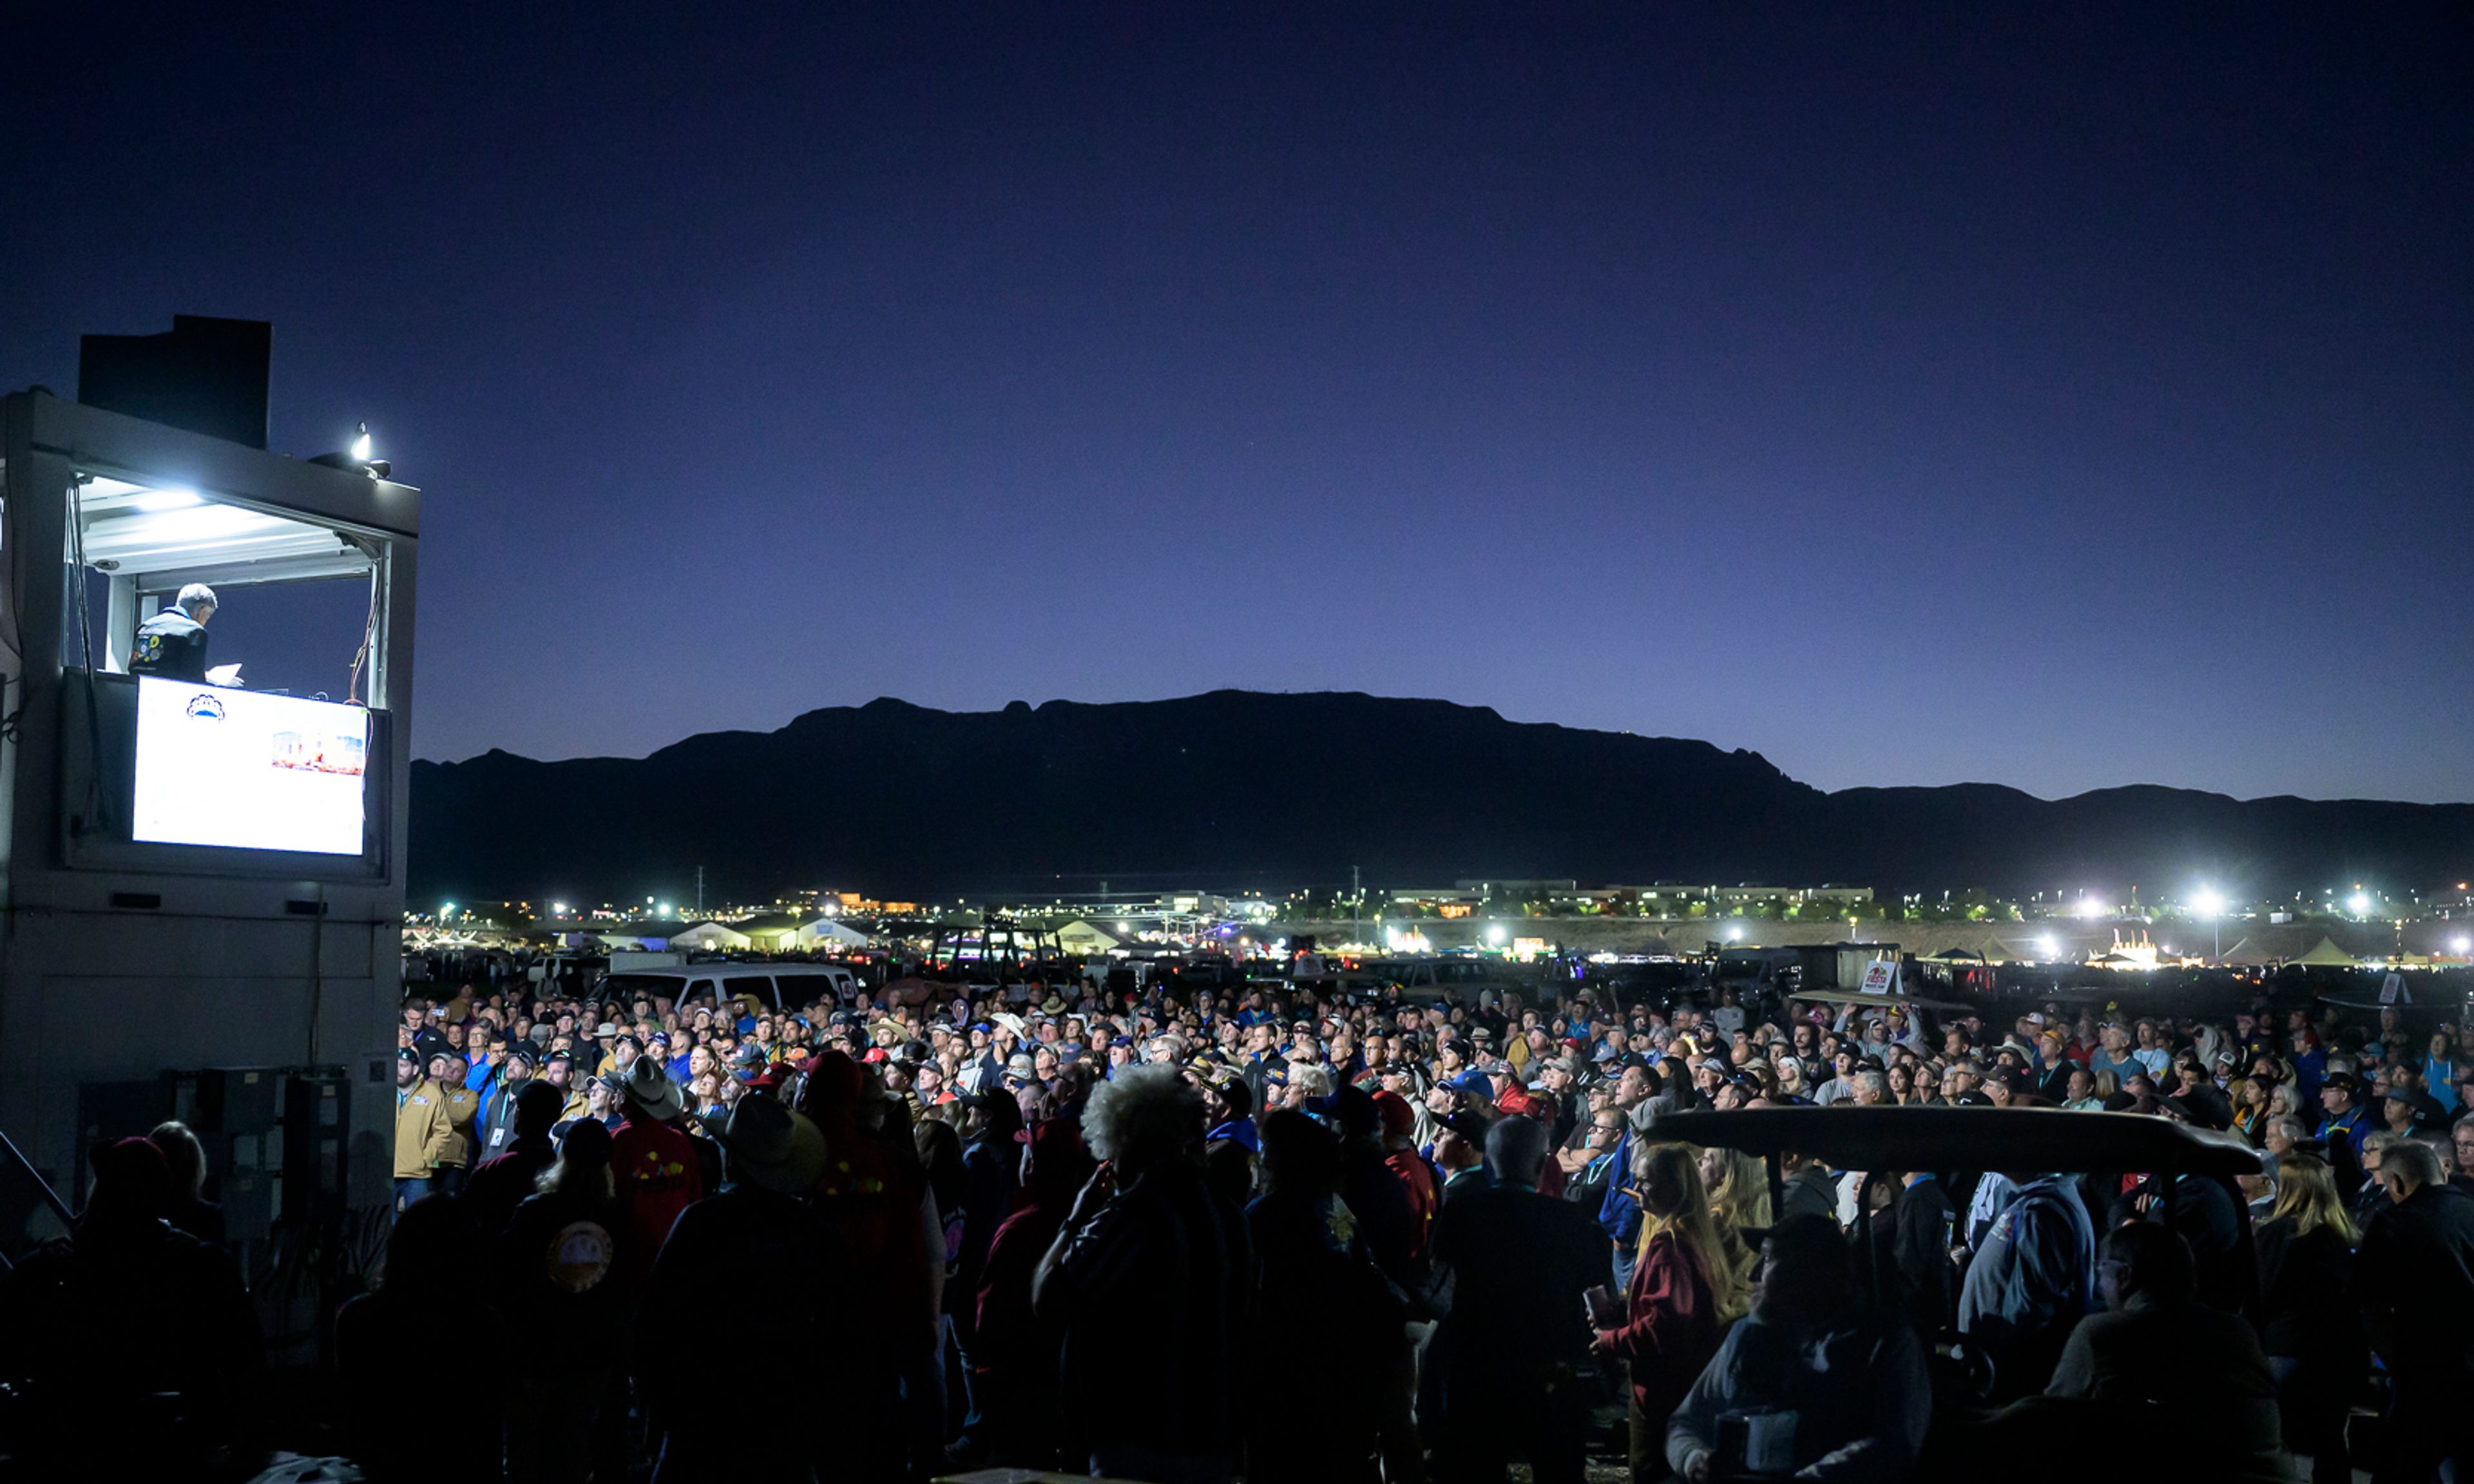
[439,1085,481,1168]
[394,1080,455,1180]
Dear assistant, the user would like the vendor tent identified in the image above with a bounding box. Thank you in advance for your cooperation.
[2292,937,2363,968]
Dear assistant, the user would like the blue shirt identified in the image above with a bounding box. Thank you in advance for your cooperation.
[1597,1130,1641,1246]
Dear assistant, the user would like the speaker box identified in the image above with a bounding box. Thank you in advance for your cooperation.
[193,1067,280,1135]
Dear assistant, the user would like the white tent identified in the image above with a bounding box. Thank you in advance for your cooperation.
[675,920,754,952]
[791,918,871,950]
[1054,918,1129,954]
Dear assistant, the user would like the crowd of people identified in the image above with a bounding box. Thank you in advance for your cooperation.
[5,961,2471,1483]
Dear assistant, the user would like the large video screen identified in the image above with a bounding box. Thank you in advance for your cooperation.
[131,678,369,854]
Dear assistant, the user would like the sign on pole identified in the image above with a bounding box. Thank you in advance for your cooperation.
[1859,958,1900,996]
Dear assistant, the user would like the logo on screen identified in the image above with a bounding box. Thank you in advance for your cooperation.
[185,694,226,721]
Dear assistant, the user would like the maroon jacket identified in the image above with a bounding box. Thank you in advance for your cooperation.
[1595,1228,1722,1421]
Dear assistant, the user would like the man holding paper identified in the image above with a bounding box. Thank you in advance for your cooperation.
[130,582,238,685]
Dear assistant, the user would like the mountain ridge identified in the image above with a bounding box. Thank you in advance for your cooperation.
[407,690,2474,904]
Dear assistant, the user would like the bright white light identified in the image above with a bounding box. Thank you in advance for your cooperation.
[1117,920,1133,933]
[2453,937,2471,955]
[2038,935,2060,958]
[2347,892,2371,917]
[658,902,674,917]
[350,426,372,462]
[2073,896,2107,920]
[2192,888,2225,918]
[552,902,568,916]
[441,902,455,916]
[132,486,202,512]
[1486,924,1506,945]
[1723,924,1745,942]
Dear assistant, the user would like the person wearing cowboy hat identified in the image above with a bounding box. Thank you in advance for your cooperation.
[609,1061,704,1287]
[634,1094,839,1479]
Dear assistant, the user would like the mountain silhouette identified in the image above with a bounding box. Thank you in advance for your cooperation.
[407,691,2474,906]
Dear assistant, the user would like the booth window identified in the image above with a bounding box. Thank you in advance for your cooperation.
[62,475,392,707]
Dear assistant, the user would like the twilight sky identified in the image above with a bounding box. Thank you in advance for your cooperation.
[5,5,2467,801]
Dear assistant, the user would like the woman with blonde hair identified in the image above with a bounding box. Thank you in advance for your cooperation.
[147,1120,224,1246]
[2253,1152,2359,1483]
[1774,1059,1811,1104]
[1593,1143,1727,1483]
[1696,1145,1768,1326]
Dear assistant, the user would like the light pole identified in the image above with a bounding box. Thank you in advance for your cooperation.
[2192,888,2225,964]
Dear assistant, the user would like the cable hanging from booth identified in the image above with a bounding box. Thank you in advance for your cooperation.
[345,533,380,706]
[67,475,108,833]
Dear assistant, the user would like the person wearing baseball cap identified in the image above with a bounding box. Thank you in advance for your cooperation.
[1432,1110,1492,1201]
[393,1046,454,1212]
[476,1041,540,1157]
[2319,1072,2371,1190]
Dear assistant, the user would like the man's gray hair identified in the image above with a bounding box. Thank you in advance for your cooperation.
[175,582,218,616]
[1486,1111,1549,1188]
[2386,1138,2442,1188]
[1852,1070,1887,1098]
[1291,1065,1336,1100]
[1080,1063,1203,1171]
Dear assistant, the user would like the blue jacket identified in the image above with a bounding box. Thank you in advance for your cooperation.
[1597,1130,1641,1246]
[466,1060,501,1130]
[1958,1174,2093,1381]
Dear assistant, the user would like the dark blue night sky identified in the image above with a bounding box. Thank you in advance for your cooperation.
[6,4,2466,801]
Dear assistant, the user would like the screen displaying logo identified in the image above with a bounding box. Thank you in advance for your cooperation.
[133,678,370,854]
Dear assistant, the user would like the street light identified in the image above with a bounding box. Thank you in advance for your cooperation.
[2192,887,2225,963]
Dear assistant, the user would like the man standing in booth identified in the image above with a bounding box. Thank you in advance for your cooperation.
[129,582,218,681]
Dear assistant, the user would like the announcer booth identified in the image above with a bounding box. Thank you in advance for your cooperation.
[0,371,417,1320]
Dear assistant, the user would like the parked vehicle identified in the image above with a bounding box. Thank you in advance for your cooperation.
[599,962,861,1014]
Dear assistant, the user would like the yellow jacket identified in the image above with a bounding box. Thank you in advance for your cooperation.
[394,1080,455,1181]
[439,1085,481,1168]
